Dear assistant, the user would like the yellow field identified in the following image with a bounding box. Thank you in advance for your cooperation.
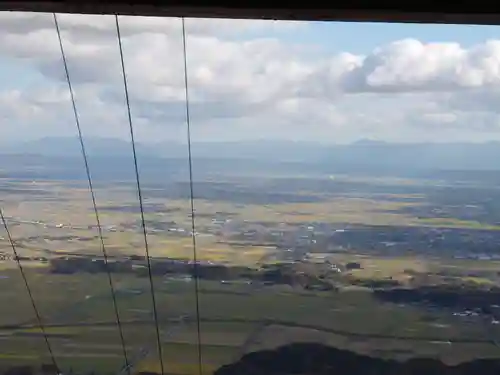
[327,254,428,281]
[152,238,273,265]
[416,217,500,230]
[4,179,498,270]
[462,277,496,286]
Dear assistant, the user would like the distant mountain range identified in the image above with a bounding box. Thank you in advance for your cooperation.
[1,137,157,158]
[319,141,500,173]
[0,137,326,161]
[2,137,500,176]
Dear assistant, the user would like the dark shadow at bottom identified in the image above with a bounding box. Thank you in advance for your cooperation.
[4,344,500,375]
[213,343,500,375]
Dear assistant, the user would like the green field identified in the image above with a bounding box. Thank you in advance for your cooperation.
[1,269,500,374]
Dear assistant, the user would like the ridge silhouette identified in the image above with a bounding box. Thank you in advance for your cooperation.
[213,343,500,375]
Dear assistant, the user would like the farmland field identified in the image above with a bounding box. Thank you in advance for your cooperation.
[3,161,500,375]
[2,266,500,374]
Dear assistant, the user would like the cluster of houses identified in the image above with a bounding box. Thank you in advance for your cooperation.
[0,251,47,262]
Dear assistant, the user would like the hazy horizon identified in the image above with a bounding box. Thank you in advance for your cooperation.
[6,135,500,146]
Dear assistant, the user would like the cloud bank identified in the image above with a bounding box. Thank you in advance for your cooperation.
[1,12,500,143]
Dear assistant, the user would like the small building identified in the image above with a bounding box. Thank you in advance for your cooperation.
[345,262,362,270]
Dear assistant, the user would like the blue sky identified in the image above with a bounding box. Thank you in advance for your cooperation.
[233,20,500,54]
[0,58,48,90]
[286,21,500,54]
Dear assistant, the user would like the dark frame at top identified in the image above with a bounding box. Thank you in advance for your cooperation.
[0,1,500,25]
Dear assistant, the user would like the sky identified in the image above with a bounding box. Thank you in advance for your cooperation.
[1,12,500,144]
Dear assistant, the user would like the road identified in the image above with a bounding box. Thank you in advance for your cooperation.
[3,316,497,345]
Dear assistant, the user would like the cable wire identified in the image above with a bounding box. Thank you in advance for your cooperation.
[114,14,165,375]
[181,18,203,375]
[53,13,131,374]
[0,208,59,374]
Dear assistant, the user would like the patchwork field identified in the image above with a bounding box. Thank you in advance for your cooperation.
[1,266,500,374]
[4,177,500,268]
[3,171,500,375]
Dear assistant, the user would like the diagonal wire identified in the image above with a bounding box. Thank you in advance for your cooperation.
[181,17,203,375]
[53,13,130,374]
[0,208,59,374]
[114,14,165,375]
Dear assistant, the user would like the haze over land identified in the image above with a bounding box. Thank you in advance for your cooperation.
[3,137,500,182]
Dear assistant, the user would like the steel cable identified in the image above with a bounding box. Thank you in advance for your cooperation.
[53,13,131,374]
[181,17,203,375]
[114,14,165,375]
[0,208,59,374]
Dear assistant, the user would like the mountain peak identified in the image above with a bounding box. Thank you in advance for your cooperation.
[352,138,387,146]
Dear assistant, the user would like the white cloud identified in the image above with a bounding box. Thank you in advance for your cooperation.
[1,12,500,143]
[0,12,304,38]
[343,39,500,92]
